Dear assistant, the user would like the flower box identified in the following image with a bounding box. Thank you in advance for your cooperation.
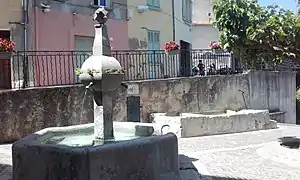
[213,49,224,54]
[164,41,180,56]
[165,49,180,56]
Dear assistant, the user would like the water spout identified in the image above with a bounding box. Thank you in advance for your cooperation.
[86,82,94,89]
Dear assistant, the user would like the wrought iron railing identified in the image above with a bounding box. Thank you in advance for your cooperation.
[9,49,238,89]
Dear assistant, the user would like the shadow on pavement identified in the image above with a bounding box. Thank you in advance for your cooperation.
[179,155,255,180]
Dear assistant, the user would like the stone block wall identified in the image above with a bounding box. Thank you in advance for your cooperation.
[0,86,93,143]
[0,71,296,143]
[248,71,296,124]
[131,74,250,122]
[116,71,296,123]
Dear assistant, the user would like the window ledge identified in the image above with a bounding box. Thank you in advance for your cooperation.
[147,5,161,11]
[183,19,192,26]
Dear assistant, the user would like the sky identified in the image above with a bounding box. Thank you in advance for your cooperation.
[258,0,297,12]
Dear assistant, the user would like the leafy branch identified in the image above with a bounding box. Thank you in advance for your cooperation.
[212,0,300,67]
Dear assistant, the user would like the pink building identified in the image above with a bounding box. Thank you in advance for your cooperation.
[28,0,129,86]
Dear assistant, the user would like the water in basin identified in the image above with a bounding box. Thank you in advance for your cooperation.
[41,131,138,147]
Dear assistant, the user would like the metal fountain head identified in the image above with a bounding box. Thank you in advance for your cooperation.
[78,7,124,93]
[93,6,108,25]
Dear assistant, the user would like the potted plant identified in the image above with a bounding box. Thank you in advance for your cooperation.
[0,38,16,89]
[0,38,15,58]
[75,66,126,92]
[209,41,223,54]
[164,41,180,55]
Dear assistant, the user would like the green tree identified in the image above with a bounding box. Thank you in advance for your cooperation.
[212,0,300,67]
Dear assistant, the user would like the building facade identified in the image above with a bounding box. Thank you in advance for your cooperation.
[191,0,220,49]
[0,0,129,52]
[0,0,24,51]
[174,0,193,48]
[31,0,129,51]
[127,0,192,50]
[124,0,193,79]
[5,0,129,87]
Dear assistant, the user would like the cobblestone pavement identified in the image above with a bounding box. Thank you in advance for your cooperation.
[0,144,12,180]
[1,124,300,180]
[179,124,300,180]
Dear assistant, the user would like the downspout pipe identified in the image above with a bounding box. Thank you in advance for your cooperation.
[21,0,28,52]
[171,0,175,41]
[21,0,29,87]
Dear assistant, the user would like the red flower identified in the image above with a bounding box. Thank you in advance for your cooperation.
[164,41,180,52]
[209,41,221,50]
[0,38,16,52]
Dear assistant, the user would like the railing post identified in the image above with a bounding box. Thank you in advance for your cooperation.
[20,51,29,88]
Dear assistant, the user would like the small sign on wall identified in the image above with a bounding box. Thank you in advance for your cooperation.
[127,84,139,96]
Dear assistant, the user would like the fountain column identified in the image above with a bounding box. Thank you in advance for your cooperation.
[93,91,114,141]
[78,7,123,142]
[91,8,115,141]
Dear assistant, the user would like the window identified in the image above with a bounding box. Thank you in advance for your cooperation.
[182,0,192,23]
[147,30,160,70]
[147,30,160,50]
[94,0,111,8]
[0,30,10,40]
[147,0,160,8]
[74,36,94,83]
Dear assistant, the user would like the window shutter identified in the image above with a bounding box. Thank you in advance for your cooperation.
[147,0,153,5]
[189,0,192,22]
[154,32,160,50]
[182,0,187,21]
[154,0,160,7]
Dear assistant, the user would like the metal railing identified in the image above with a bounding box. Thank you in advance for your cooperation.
[9,49,238,89]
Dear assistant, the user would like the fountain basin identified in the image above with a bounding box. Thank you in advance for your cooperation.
[12,123,180,180]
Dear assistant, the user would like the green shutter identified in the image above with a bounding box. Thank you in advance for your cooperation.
[189,0,192,23]
[147,0,159,7]
[147,0,153,6]
[182,0,187,21]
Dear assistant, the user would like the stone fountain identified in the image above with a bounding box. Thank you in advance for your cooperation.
[12,7,180,180]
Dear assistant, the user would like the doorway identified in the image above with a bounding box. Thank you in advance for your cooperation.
[180,40,191,77]
[0,30,12,89]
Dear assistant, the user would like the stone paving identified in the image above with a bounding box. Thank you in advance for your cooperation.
[1,124,300,180]
[179,124,300,180]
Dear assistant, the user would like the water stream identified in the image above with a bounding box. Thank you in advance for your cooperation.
[79,89,88,124]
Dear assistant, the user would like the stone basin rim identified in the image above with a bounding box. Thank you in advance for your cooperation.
[13,132,177,151]
[12,122,165,147]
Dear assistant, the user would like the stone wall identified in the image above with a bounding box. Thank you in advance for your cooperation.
[131,74,250,122]
[0,71,295,143]
[0,85,93,143]
[118,71,296,123]
[248,71,296,124]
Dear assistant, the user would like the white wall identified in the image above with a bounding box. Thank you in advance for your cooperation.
[191,0,220,49]
[192,25,219,49]
[174,0,192,44]
[193,0,213,22]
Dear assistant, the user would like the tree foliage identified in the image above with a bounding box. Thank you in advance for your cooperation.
[212,0,300,66]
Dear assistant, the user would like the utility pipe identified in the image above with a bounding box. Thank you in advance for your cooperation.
[21,0,29,88]
[22,0,28,52]
[171,0,175,41]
